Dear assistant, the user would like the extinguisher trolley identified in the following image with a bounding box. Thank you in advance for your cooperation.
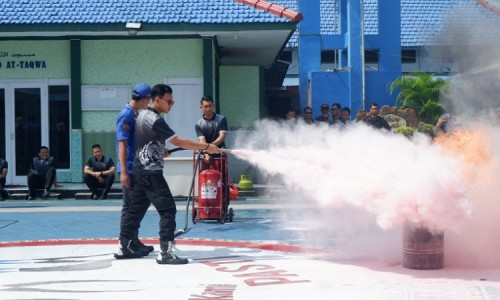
[192,151,233,223]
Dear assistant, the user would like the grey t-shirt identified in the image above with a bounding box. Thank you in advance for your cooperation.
[195,113,228,148]
[133,107,177,175]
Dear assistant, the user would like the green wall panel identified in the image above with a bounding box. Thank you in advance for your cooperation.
[220,66,260,128]
[81,39,203,85]
[0,40,70,79]
[69,129,83,182]
[82,111,118,131]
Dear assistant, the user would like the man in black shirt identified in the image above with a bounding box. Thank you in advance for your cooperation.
[195,96,228,163]
[364,103,391,130]
[83,144,116,200]
[27,146,57,200]
[195,96,230,215]
[116,84,219,264]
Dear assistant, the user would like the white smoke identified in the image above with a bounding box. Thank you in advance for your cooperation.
[231,2,500,267]
[235,121,471,232]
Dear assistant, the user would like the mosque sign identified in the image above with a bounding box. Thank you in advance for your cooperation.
[381,113,408,129]
[0,51,47,69]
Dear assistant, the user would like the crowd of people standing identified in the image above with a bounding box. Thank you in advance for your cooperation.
[282,101,390,130]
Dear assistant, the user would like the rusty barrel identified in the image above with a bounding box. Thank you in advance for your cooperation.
[402,222,444,270]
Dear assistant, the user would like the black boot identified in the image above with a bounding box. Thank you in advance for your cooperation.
[114,238,149,259]
[131,238,154,254]
[131,230,154,253]
[156,241,188,265]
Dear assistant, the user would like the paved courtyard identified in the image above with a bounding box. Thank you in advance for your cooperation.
[1,198,500,299]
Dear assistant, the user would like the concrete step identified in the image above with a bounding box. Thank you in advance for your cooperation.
[9,192,62,200]
[74,192,122,200]
[5,185,123,200]
[237,190,256,197]
[3,184,287,200]
[269,189,290,199]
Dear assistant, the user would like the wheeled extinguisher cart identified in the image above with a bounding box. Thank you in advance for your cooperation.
[192,151,233,224]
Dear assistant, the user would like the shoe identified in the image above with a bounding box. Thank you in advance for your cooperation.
[156,241,188,265]
[114,238,150,259]
[90,193,96,200]
[42,189,50,199]
[132,238,154,254]
[99,193,108,200]
[28,195,35,200]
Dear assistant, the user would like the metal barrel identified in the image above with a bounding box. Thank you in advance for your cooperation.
[402,222,444,270]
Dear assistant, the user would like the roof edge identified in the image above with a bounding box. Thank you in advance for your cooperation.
[476,0,500,14]
[234,0,303,23]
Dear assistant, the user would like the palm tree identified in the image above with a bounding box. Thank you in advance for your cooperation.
[389,71,449,124]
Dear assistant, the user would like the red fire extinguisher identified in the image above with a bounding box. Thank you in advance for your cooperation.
[198,169,223,219]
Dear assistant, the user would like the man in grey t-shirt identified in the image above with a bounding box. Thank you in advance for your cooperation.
[116,84,219,264]
[195,96,228,163]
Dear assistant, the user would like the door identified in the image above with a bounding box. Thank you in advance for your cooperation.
[164,78,203,158]
[1,81,71,186]
[0,87,5,171]
[11,83,48,184]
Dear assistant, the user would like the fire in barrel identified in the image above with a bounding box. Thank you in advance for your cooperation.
[402,222,444,270]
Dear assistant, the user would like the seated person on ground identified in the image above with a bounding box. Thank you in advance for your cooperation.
[0,157,8,200]
[84,144,116,200]
[27,146,57,200]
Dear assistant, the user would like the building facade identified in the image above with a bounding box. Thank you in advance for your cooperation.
[0,0,298,185]
[272,0,500,120]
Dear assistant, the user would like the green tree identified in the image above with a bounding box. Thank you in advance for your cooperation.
[389,71,449,124]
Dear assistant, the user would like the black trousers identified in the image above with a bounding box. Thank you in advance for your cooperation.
[120,173,176,242]
[0,178,7,199]
[27,167,56,197]
[119,174,151,240]
[120,173,135,231]
[84,173,115,196]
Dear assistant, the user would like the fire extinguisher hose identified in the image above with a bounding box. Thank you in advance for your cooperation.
[174,150,203,237]
[167,147,186,154]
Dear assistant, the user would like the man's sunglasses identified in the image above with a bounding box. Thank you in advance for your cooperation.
[160,97,175,106]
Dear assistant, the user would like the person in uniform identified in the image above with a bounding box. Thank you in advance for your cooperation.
[115,83,154,254]
[0,157,8,200]
[83,144,116,200]
[27,146,57,200]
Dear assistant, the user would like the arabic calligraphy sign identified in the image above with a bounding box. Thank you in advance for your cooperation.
[0,51,47,69]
